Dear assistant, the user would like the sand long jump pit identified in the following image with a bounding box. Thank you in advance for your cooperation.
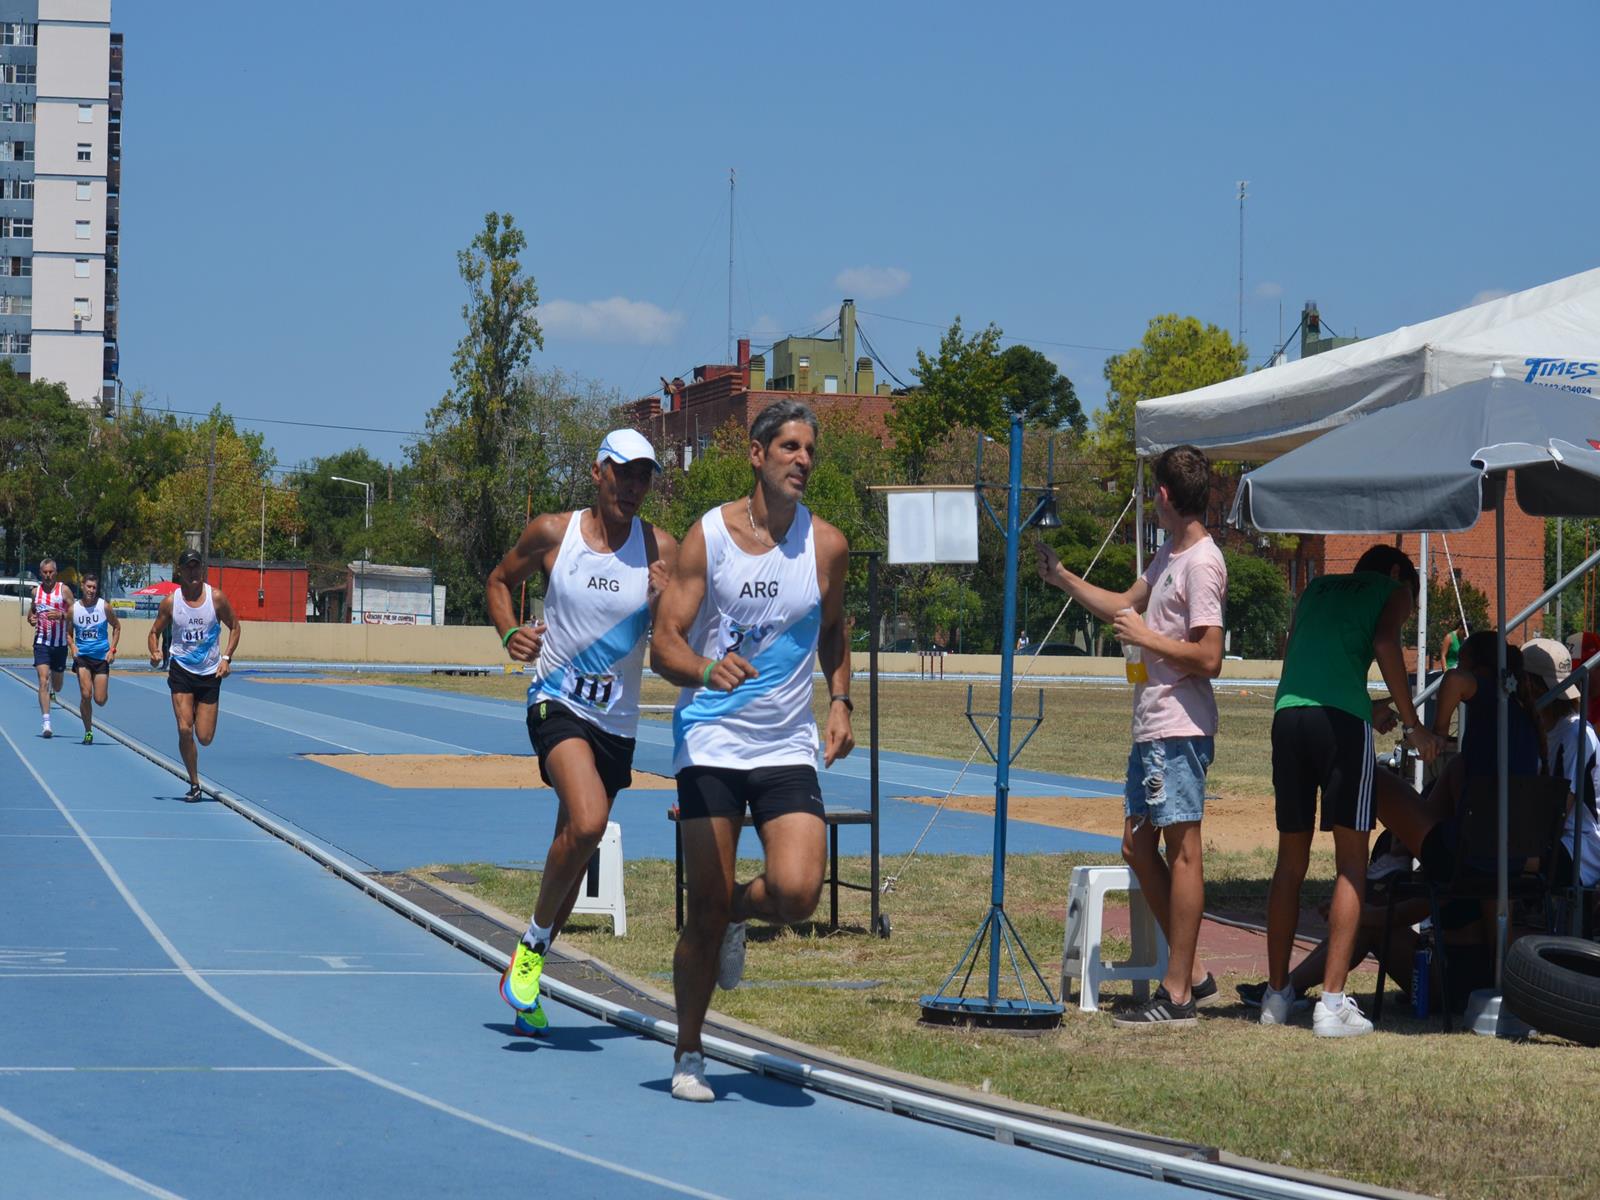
[305,754,676,790]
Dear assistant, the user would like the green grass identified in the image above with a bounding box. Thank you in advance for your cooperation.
[434,852,1600,1200]
[335,669,1599,1198]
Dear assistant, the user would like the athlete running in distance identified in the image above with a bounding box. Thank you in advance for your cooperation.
[487,429,677,1036]
[652,399,854,1102]
[27,557,73,738]
[147,548,242,802]
[67,571,121,744]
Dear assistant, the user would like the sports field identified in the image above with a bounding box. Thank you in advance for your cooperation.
[3,662,1592,1199]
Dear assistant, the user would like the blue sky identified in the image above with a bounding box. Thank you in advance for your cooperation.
[118,0,1600,468]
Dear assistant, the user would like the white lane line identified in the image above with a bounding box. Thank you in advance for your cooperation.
[0,1100,186,1199]
[0,1066,343,1073]
[117,674,485,756]
[0,970,484,979]
[0,834,270,843]
[0,726,730,1200]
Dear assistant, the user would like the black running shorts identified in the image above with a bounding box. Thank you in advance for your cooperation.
[675,765,825,827]
[526,699,636,799]
[1271,705,1375,833]
[167,662,222,706]
[73,656,111,677]
[33,643,66,672]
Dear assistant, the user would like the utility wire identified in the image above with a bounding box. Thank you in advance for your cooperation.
[856,308,1122,354]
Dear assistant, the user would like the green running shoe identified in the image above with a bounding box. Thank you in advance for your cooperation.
[82,730,93,745]
[512,1000,549,1037]
[500,940,544,1011]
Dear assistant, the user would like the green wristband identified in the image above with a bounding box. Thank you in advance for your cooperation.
[501,626,518,647]
[701,661,715,686]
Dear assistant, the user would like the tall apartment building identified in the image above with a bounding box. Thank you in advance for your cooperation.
[0,0,119,408]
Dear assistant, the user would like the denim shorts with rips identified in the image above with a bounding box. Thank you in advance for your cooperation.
[1123,736,1213,829]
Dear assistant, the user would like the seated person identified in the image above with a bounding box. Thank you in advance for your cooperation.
[1525,638,1600,934]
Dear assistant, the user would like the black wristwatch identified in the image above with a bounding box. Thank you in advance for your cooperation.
[830,694,853,712]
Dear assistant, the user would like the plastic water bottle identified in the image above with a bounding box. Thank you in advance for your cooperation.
[1411,938,1432,1018]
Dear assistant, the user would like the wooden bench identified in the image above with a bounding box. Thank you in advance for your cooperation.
[669,805,873,933]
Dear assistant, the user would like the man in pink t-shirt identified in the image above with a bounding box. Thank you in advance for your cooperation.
[1037,445,1227,1025]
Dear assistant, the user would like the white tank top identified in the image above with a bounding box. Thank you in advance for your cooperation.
[170,584,223,676]
[672,503,821,771]
[527,511,652,738]
[33,582,68,646]
[71,598,111,659]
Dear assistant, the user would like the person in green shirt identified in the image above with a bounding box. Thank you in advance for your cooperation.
[1438,627,1464,672]
[1264,545,1445,1037]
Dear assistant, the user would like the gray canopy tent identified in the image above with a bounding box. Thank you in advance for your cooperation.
[1230,374,1600,984]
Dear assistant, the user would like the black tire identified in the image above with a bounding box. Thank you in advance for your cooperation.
[1502,935,1600,1046]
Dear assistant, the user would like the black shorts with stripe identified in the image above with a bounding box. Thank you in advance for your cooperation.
[1271,705,1375,833]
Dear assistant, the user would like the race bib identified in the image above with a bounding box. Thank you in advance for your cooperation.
[565,671,619,713]
[719,617,774,660]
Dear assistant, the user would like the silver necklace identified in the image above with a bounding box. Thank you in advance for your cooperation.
[746,495,779,547]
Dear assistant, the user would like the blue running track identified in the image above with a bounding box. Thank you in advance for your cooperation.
[0,677,1195,1198]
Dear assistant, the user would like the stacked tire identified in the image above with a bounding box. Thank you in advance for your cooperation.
[1502,936,1600,1046]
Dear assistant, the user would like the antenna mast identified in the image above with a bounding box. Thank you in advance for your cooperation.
[727,167,736,362]
[1236,180,1249,351]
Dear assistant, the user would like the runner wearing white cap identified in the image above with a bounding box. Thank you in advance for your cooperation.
[485,427,677,1034]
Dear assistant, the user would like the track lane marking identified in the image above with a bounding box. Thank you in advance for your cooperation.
[0,725,730,1200]
[0,1100,187,1199]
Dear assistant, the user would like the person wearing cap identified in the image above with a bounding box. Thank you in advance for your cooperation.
[485,427,676,1036]
[651,399,854,1101]
[147,549,242,802]
[1525,637,1600,921]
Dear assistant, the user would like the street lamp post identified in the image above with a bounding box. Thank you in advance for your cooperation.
[330,476,372,624]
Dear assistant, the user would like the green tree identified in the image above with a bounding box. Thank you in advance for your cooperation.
[414,212,545,612]
[1403,573,1491,663]
[0,363,87,572]
[67,399,186,575]
[998,343,1083,432]
[1221,549,1290,659]
[1094,314,1248,491]
[886,317,1006,481]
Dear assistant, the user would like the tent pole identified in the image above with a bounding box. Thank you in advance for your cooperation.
[1495,486,1509,987]
[1134,459,1146,577]
[1415,534,1429,790]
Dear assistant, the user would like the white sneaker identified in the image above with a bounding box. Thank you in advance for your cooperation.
[41,721,51,739]
[1313,994,1373,1038]
[1260,984,1295,1026]
[671,1052,714,1103]
[717,921,747,990]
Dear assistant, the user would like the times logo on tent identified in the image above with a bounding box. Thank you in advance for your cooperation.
[1524,357,1599,386]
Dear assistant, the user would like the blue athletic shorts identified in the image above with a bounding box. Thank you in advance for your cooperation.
[33,643,66,672]
[1124,736,1213,827]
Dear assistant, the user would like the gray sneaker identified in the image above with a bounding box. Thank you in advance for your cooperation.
[671,1052,714,1102]
[717,921,747,990]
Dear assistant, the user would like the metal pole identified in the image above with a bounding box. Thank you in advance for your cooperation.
[201,423,217,570]
[1495,488,1509,986]
[1134,460,1146,577]
[1557,519,1564,638]
[1415,534,1429,790]
[868,552,881,937]
[1576,667,1591,935]
[988,418,1025,1004]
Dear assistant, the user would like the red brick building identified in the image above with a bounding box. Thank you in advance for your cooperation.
[623,302,897,458]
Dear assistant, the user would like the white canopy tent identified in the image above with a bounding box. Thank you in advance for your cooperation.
[1136,264,1600,461]
[1132,264,1600,732]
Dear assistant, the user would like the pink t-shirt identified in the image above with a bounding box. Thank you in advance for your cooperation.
[1131,535,1227,743]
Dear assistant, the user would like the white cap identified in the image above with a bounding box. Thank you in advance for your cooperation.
[595,428,660,471]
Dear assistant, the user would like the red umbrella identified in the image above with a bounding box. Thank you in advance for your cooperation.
[132,580,180,596]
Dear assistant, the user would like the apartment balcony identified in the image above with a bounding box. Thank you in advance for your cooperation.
[104,194,117,231]
[107,159,119,191]
[102,343,117,376]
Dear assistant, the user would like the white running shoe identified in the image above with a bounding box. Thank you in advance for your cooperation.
[717,921,747,990]
[1313,994,1374,1038]
[1260,984,1296,1026]
[41,721,51,739]
[671,1052,714,1103]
